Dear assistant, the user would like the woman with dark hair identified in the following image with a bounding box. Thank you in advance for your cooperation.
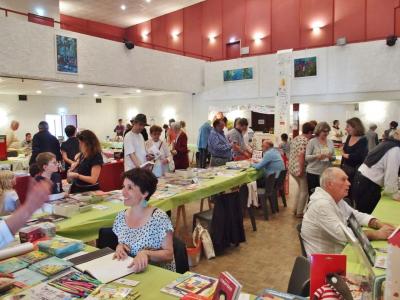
[112,168,175,272]
[341,117,368,199]
[67,130,103,193]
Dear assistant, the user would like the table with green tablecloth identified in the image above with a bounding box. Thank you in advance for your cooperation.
[343,196,400,276]
[56,168,262,242]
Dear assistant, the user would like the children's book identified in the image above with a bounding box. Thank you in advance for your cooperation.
[18,250,50,264]
[15,282,75,300]
[212,272,242,300]
[256,289,308,300]
[12,268,47,287]
[86,284,139,299]
[0,257,29,274]
[38,236,84,257]
[28,256,73,277]
[161,272,217,298]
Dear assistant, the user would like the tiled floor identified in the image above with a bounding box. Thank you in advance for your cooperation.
[172,179,302,296]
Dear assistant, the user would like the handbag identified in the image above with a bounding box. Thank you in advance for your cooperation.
[193,223,215,260]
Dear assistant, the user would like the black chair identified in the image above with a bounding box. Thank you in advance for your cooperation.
[192,209,213,232]
[257,173,276,219]
[287,256,310,297]
[97,227,189,274]
[274,170,287,210]
[296,223,307,258]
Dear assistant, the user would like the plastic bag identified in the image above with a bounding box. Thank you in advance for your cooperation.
[193,223,215,260]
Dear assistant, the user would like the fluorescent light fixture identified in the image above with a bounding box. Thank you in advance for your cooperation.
[136,89,142,93]
[120,4,126,10]
[77,84,84,89]
[36,90,42,94]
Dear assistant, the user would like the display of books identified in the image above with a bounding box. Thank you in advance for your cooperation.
[15,282,75,300]
[38,237,84,257]
[256,289,307,300]
[18,250,50,264]
[86,284,139,299]
[0,257,29,274]
[12,268,47,287]
[28,256,73,277]
[212,272,242,300]
[161,272,217,298]
[49,270,101,298]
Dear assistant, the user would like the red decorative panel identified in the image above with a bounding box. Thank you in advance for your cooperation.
[334,0,365,42]
[202,0,223,60]
[271,0,300,52]
[183,3,203,57]
[28,13,54,27]
[245,0,271,55]
[166,10,184,52]
[151,15,167,50]
[366,0,396,40]
[222,0,245,48]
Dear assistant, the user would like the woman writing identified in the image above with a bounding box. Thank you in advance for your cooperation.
[67,130,104,193]
[112,168,175,272]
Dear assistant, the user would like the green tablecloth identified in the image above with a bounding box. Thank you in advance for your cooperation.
[56,168,262,242]
[343,196,400,276]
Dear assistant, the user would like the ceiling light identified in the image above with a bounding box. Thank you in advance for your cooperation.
[77,83,84,89]
[145,0,151,3]
[229,37,236,43]
[36,90,42,94]
[35,7,45,16]
[94,93,99,97]
[136,89,142,93]
[120,4,126,10]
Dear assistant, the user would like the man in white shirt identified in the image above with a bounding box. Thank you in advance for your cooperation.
[123,114,148,171]
[0,179,50,249]
[6,120,20,149]
[353,129,400,214]
[301,167,394,256]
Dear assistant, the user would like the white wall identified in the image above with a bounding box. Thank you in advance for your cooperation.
[0,15,204,94]
[0,94,118,141]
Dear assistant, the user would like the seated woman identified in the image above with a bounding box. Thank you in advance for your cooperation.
[0,170,19,215]
[67,130,103,193]
[35,152,63,194]
[113,168,175,272]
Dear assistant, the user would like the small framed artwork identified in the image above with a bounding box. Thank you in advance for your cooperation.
[56,35,78,74]
[294,56,317,78]
[223,67,253,82]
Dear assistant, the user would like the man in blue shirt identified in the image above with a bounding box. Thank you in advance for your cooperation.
[252,140,285,178]
[197,121,212,168]
[208,119,232,167]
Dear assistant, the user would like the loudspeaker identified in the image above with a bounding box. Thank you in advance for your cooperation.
[386,35,397,46]
[95,98,102,103]
[123,39,134,50]
[18,95,27,101]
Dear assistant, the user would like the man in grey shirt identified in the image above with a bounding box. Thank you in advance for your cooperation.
[226,118,251,159]
[365,124,379,152]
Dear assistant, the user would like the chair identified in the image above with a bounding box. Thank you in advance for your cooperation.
[287,256,310,297]
[296,223,307,258]
[97,227,189,274]
[192,209,213,232]
[257,174,276,219]
[274,170,287,210]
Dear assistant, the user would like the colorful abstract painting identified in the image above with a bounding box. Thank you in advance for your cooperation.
[294,56,317,77]
[223,68,253,82]
[56,35,78,74]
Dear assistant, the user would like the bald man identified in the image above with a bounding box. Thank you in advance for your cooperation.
[251,140,285,178]
[6,120,20,149]
[301,167,394,256]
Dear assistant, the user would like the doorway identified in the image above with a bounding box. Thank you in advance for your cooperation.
[251,111,274,133]
[45,114,77,140]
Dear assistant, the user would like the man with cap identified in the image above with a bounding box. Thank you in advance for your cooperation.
[29,121,61,165]
[353,129,400,213]
[123,114,148,171]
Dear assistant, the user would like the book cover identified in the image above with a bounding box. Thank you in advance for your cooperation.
[0,257,29,274]
[16,282,75,300]
[161,272,217,298]
[12,268,47,287]
[310,253,346,297]
[86,284,138,299]
[28,256,73,277]
[256,288,308,299]
[38,236,84,258]
[212,272,242,300]
[18,250,50,264]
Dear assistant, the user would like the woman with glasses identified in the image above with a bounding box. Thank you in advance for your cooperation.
[305,122,336,197]
[35,152,63,194]
[67,130,104,193]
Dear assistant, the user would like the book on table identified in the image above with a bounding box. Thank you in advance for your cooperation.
[212,271,242,300]
[0,257,29,274]
[12,268,47,287]
[38,236,84,258]
[18,250,50,264]
[28,256,73,277]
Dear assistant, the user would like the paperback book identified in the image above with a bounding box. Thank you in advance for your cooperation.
[28,256,73,277]
[38,236,84,257]
[161,272,217,298]
[12,268,47,287]
[18,250,50,264]
[212,272,242,300]
[0,257,29,274]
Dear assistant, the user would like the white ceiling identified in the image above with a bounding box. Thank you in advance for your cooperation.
[0,77,175,99]
[59,0,204,27]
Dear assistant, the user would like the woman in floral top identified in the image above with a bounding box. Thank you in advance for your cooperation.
[288,122,315,217]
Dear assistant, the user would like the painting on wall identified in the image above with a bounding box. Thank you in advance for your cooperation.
[223,67,253,82]
[294,56,317,78]
[56,35,78,74]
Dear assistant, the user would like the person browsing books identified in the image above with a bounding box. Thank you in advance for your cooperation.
[251,140,285,178]
[145,125,172,177]
[301,167,394,257]
[123,114,148,171]
[112,168,175,272]
[35,152,63,194]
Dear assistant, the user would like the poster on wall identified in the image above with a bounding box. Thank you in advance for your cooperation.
[56,35,78,74]
[294,56,316,78]
[223,68,253,82]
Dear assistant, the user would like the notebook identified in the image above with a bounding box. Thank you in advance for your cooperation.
[73,253,135,283]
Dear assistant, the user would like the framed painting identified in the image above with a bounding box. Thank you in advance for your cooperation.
[56,35,78,74]
[223,67,253,82]
[294,56,317,78]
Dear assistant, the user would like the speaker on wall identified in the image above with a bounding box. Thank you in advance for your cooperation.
[18,95,27,101]
[95,98,102,103]
[386,35,397,46]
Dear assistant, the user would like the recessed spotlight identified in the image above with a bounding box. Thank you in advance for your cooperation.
[36,90,42,94]
[77,84,84,89]
[120,4,126,10]
[94,93,99,97]
[136,89,142,93]
[145,0,151,3]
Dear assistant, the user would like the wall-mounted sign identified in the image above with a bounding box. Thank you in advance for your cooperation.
[223,67,253,82]
[258,119,265,125]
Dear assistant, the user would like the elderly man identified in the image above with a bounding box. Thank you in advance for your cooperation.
[6,120,20,149]
[251,140,285,178]
[208,118,232,167]
[301,167,394,256]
